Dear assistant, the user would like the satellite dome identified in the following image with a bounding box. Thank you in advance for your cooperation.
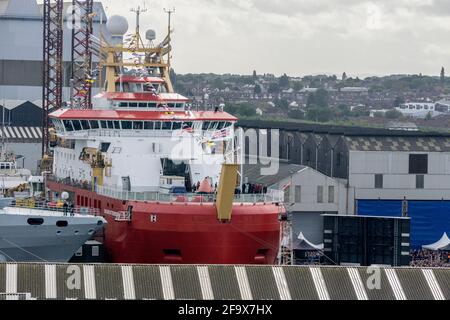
[146,29,156,41]
[61,192,70,201]
[107,15,129,36]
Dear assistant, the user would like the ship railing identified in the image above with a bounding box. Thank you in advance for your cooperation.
[7,203,101,217]
[95,185,284,204]
[60,129,177,139]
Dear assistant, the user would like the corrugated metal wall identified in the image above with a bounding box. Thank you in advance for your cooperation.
[0,263,448,300]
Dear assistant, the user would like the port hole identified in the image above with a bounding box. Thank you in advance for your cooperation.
[27,218,44,226]
[56,221,68,227]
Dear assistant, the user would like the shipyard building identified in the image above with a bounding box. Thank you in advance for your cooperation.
[0,0,110,173]
[239,120,450,250]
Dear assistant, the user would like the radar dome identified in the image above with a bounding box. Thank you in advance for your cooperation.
[61,192,70,201]
[146,29,156,41]
[107,15,129,36]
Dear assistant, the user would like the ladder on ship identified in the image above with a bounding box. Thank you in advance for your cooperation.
[278,205,294,265]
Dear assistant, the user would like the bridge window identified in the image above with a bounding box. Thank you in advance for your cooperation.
[122,121,132,130]
[148,103,157,108]
[106,121,114,129]
[144,121,154,130]
[154,122,161,130]
[72,120,82,131]
[113,121,121,129]
[217,122,225,130]
[128,102,138,108]
[162,122,172,130]
[138,102,147,108]
[80,120,90,130]
[63,120,74,132]
[202,121,210,130]
[119,102,128,107]
[133,121,144,130]
[100,121,108,129]
[90,120,99,129]
[172,122,182,130]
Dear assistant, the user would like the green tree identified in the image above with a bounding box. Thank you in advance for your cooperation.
[276,99,289,111]
[253,84,262,96]
[307,89,329,108]
[393,96,405,108]
[441,67,445,83]
[306,107,333,123]
[253,70,257,80]
[425,112,432,121]
[279,73,290,89]
[342,72,347,81]
[268,82,280,94]
[288,109,305,120]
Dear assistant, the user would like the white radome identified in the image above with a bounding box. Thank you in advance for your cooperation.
[146,29,156,41]
[61,191,70,200]
[107,15,129,36]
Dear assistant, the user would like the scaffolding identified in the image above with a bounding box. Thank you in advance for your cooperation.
[71,0,94,109]
[42,0,63,157]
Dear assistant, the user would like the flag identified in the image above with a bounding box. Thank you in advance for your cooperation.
[182,123,194,133]
[212,128,230,139]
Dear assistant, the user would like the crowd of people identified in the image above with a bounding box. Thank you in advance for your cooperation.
[410,250,450,268]
[241,183,268,194]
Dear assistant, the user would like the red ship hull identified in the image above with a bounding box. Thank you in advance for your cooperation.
[47,181,282,264]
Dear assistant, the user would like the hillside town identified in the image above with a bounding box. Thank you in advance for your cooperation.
[171,69,450,131]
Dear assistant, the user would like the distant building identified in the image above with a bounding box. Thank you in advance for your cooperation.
[396,102,438,118]
[340,87,369,94]
[386,121,419,132]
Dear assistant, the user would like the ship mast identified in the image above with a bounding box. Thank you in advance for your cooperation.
[99,7,175,93]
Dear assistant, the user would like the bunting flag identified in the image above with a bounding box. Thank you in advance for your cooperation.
[182,123,194,133]
[212,127,231,139]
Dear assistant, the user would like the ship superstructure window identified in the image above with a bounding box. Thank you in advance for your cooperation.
[90,120,99,129]
[122,121,132,130]
[60,120,234,133]
[144,121,154,130]
[80,120,90,130]
[162,122,172,130]
[63,120,74,131]
[133,121,144,130]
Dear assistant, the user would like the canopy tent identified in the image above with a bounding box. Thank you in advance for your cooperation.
[293,232,324,251]
[422,233,450,251]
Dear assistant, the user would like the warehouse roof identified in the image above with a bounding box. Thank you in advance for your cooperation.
[237,119,450,138]
[344,136,450,152]
[243,162,305,187]
[0,263,448,300]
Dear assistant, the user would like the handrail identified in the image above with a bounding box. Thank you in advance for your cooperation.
[6,203,101,217]
[95,185,284,204]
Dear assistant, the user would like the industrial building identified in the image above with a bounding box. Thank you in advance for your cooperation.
[238,120,450,249]
[0,0,109,102]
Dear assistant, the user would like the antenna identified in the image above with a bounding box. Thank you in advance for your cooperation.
[131,5,148,35]
[164,7,175,66]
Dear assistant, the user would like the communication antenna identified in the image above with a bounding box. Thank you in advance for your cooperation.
[164,7,175,67]
[131,5,148,35]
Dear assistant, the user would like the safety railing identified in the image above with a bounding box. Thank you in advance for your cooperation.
[95,185,284,204]
[6,203,101,217]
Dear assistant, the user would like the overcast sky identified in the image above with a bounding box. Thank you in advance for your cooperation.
[103,0,450,77]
